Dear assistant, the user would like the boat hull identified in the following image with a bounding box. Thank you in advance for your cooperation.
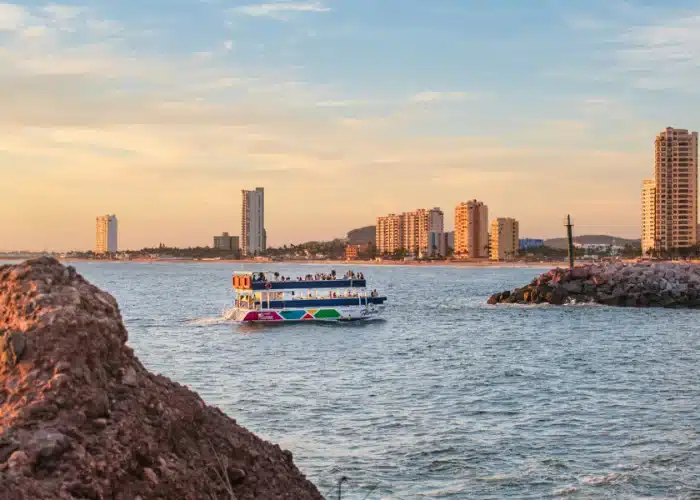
[227,303,385,323]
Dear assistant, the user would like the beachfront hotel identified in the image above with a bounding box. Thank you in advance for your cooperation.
[96,215,118,254]
[489,218,519,261]
[241,187,266,257]
[376,208,444,256]
[643,127,699,252]
[454,200,488,258]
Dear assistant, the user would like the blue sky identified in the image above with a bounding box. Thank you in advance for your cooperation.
[1,0,699,250]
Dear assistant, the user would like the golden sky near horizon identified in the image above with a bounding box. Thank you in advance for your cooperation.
[1,1,691,251]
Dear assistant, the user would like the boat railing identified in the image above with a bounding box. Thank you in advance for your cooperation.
[232,271,367,282]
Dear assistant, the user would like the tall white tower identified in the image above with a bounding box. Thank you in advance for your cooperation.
[241,188,266,256]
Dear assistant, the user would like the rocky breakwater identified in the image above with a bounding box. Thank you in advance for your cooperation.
[0,257,323,499]
[488,262,700,308]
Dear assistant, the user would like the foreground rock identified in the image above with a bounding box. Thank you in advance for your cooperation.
[488,262,700,308]
[0,257,323,499]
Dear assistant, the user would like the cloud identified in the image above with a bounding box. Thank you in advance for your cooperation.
[42,3,82,21]
[315,99,373,107]
[0,1,654,249]
[410,91,479,103]
[86,19,123,36]
[233,1,329,19]
[0,2,25,31]
[613,11,700,91]
[21,25,47,37]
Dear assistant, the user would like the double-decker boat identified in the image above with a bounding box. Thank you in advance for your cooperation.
[227,271,387,323]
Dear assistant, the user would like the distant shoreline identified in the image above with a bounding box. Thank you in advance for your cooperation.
[5,256,696,270]
[48,257,566,268]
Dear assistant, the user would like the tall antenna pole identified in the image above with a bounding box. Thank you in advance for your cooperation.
[566,215,574,269]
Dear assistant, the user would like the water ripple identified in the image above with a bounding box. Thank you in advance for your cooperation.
[66,262,700,499]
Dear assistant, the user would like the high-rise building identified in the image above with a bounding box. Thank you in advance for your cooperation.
[213,232,239,251]
[641,179,656,255]
[241,188,266,257]
[653,127,698,251]
[426,231,454,258]
[376,214,402,255]
[454,200,488,258]
[376,208,444,256]
[489,218,519,261]
[96,215,118,254]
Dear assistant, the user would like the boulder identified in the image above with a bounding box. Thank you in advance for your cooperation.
[0,257,323,500]
[486,262,700,309]
[563,281,583,294]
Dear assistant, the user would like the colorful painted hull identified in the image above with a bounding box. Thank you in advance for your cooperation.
[227,303,385,323]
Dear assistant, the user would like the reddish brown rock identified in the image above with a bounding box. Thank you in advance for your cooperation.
[0,257,323,500]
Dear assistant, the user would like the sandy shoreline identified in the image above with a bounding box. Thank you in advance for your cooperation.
[42,257,565,268]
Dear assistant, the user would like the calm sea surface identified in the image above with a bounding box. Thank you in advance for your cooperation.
[22,261,700,498]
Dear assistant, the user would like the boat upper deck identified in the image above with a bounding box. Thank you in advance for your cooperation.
[233,271,369,291]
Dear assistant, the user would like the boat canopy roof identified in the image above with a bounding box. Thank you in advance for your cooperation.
[232,270,368,291]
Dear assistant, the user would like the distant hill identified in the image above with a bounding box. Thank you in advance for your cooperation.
[347,226,376,245]
[545,235,641,249]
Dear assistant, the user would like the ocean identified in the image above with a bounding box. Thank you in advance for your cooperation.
[26,261,700,498]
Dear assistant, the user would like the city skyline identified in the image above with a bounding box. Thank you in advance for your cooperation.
[2,1,700,251]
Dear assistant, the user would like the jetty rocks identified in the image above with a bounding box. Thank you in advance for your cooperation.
[488,262,700,308]
[0,257,323,500]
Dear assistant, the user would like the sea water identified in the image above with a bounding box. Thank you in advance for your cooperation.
[45,262,700,498]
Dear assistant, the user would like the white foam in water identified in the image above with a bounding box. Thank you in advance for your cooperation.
[184,317,228,326]
[581,472,626,485]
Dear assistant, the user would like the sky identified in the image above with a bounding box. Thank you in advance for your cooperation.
[1,0,700,251]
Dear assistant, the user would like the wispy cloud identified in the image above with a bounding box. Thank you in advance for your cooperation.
[410,91,481,103]
[613,11,700,91]
[233,1,329,19]
[315,99,373,107]
[42,3,82,21]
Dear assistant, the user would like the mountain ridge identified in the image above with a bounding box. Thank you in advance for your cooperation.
[545,234,641,249]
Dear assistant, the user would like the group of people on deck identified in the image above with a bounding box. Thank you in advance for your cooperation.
[254,270,366,282]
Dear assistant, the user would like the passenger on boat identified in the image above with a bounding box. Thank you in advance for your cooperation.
[371,289,378,297]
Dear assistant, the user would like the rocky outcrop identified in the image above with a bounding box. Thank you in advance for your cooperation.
[0,257,323,499]
[488,262,700,308]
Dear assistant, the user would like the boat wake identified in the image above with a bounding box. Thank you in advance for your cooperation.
[183,316,229,326]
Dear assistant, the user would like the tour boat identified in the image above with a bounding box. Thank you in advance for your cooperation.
[227,271,387,323]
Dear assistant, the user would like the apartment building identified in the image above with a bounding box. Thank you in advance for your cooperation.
[376,214,403,255]
[96,215,118,254]
[241,187,266,257]
[213,232,239,251]
[489,218,519,261]
[653,127,698,250]
[454,200,488,258]
[426,231,454,258]
[641,179,656,254]
[377,208,444,256]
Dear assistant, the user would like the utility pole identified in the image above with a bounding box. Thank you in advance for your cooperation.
[566,215,574,269]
